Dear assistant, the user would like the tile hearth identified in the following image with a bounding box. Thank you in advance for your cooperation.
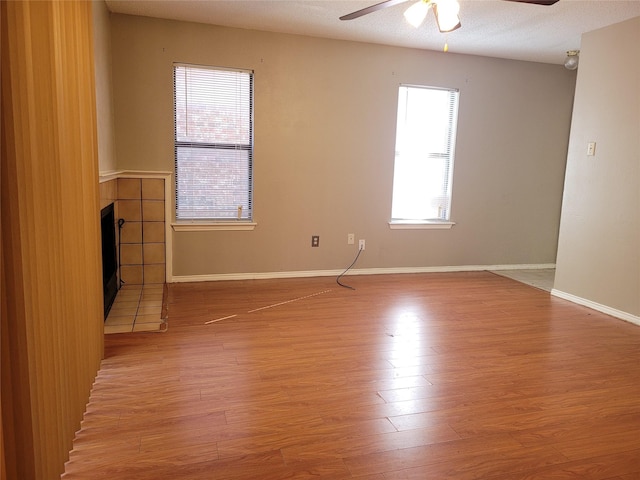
[104,284,167,334]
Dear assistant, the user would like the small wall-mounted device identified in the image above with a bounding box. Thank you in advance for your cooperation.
[311,235,320,247]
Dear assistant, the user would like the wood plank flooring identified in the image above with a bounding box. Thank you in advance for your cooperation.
[62,272,640,479]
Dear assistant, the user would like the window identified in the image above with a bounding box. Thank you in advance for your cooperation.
[174,64,253,221]
[391,85,459,224]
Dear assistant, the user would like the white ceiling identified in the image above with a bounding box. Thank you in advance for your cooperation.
[105,0,640,65]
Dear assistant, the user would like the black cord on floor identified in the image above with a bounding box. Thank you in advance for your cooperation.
[336,247,363,290]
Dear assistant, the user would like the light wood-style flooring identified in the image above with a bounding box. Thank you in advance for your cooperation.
[63,272,640,479]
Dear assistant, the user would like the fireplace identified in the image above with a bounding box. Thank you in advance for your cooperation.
[101,203,118,319]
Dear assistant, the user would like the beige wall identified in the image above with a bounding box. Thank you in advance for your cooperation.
[93,0,117,172]
[554,17,640,319]
[110,14,577,277]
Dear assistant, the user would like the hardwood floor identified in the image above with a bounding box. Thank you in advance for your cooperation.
[62,272,640,479]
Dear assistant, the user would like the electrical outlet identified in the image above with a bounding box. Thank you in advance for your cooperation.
[359,239,365,251]
[348,233,355,245]
[587,142,596,156]
[311,235,319,247]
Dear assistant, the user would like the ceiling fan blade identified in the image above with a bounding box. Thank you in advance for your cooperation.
[340,0,412,20]
[503,0,560,5]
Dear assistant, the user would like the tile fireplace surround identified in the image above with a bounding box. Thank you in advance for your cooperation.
[99,172,170,334]
[105,284,167,333]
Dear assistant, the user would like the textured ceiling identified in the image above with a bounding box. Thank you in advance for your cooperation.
[105,0,640,64]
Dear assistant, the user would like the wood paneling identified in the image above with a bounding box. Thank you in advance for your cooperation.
[63,273,640,479]
[1,1,103,478]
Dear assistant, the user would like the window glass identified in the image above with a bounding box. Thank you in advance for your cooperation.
[391,85,459,221]
[174,65,253,220]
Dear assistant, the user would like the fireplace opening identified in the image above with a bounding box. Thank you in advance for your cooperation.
[101,203,118,319]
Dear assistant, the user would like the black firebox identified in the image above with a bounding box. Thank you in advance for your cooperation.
[101,203,118,319]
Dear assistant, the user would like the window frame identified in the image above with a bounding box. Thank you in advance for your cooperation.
[389,84,459,230]
[173,63,256,229]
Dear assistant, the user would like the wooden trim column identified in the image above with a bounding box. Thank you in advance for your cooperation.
[1,1,104,478]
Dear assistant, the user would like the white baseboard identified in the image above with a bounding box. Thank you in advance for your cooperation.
[170,263,556,283]
[488,263,556,271]
[551,289,640,327]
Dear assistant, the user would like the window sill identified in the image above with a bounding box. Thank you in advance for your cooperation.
[172,221,257,232]
[388,220,455,230]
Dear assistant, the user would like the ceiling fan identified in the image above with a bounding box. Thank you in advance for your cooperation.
[340,0,559,33]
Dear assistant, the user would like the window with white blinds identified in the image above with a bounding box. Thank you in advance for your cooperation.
[174,64,253,220]
[391,85,459,222]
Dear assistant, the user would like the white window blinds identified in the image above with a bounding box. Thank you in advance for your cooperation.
[174,64,253,220]
[391,85,459,221]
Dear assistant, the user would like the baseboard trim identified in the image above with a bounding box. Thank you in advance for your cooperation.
[170,263,556,283]
[551,289,640,327]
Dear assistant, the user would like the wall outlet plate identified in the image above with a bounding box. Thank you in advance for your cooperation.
[311,235,320,247]
[358,239,365,250]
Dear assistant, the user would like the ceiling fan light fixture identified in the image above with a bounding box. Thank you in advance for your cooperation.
[433,0,461,33]
[403,0,430,28]
[564,50,579,70]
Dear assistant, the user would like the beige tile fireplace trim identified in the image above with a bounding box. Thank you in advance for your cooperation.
[99,170,172,283]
